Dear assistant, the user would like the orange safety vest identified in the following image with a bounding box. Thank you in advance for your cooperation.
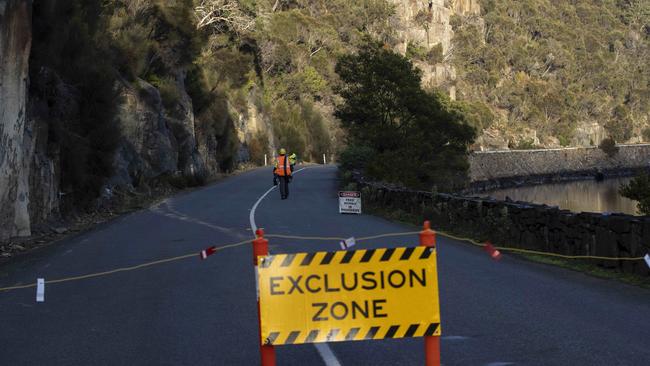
[275,155,292,176]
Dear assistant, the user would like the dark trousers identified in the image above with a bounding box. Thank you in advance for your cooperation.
[279,176,289,199]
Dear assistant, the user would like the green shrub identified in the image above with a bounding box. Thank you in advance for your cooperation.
[605,105,634,142]
[599,137,619,158]
[559,135,572,147]
[513,138,536,150]
[338,145,376,172]
[427,43,444,64]
[150,76,181,110]
[620,174,650,215]
[248,132,270,166]
[643,127,650,142]
[406,41,428,60]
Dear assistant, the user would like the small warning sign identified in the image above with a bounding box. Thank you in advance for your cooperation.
[257,246,441,345]
[339,191,361,214]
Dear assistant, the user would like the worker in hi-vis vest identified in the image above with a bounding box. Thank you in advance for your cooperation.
[273,148,293,200]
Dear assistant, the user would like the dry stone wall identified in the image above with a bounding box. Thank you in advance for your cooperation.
[469,145,650,189]
[357,178,650,276]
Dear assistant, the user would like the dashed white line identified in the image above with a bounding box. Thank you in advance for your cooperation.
[248,167,341,366]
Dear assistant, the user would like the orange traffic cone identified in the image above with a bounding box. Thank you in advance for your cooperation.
[484,242,502,261]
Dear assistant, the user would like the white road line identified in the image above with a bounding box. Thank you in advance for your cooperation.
[248,167,342,366]
[314,343,342,366]
[150,200,246,239]
[249,167,308,233]
[249,185,277,232]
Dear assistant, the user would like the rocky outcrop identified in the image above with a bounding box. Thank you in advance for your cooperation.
[391,0,480,54]
[389,0,481,95]
[0,0,33,240]
[110,79,179,187]
[232,87,276,160]
[111,75,211,189]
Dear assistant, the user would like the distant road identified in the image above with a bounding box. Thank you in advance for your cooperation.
[1,166,650,365]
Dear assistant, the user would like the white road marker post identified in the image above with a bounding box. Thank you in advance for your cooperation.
[36,278,45,302]
[264,154,268,166]
[323,154,326,165]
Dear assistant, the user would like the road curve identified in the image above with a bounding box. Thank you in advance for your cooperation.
[1,166,649,365]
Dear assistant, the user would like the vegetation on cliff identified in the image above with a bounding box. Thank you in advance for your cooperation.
[30,0,122,209]
[26,0,398,208]
[451,0,650,146]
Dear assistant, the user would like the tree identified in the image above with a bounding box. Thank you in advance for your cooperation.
[599,137,619,158]
[335,42,476,191]
[620,174,650,215]
[194,0,255,34]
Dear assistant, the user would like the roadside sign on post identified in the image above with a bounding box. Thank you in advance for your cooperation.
[257,246,441,345]
[339,191,362,214]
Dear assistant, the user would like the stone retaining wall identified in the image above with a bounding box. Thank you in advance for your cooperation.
[358,179,650,276]
[469,145,650,187]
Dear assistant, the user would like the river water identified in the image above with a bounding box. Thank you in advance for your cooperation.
[483,177,640,215]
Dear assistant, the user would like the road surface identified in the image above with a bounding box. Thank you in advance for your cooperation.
[1,166,649,365]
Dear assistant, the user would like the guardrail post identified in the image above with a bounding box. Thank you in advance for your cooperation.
[253,229,276,366]
[419,221,440,366]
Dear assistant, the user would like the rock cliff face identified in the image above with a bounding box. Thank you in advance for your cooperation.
[0,1,276,242]
[111,76,273,189]
[390,0,480,96]
[110,79,181,187]
[0,0,33,240]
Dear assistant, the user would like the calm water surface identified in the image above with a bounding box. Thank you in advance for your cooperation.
[483,177,640,215]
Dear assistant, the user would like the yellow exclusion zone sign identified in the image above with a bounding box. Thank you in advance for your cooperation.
[258,246,440,345]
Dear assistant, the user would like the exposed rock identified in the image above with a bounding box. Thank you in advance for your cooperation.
[50,226,67,235]
[165,71,206,180]
[474,128,509,150]
[0,0,33,240]
[230,86,276,161]
[388,0,485,115]
[573,121,606,147]
[390,0,480,56]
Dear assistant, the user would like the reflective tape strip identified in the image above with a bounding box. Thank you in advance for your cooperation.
[36,278,45,302]
[263,323,441,345]
[255,267,260,301]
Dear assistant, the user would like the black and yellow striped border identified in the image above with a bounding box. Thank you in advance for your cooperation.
[259,246,439,345]
[264,322,440,345]
[259,246,434,269]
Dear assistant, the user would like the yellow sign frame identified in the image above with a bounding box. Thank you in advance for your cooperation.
[258,246,440,345]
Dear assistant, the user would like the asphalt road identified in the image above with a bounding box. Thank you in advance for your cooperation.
[1,165,650,366]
